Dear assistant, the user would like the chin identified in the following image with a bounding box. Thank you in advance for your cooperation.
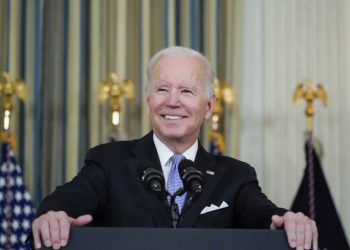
[158,131,186,141]
[163,133,185,140]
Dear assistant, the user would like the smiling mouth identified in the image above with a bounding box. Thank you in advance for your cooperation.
[163,115,184,120]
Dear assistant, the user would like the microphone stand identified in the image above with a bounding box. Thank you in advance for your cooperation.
[167,188,185,228]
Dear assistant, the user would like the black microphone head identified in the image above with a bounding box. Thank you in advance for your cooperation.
[139,161,165,193]
[178,159,204,193]
[178,159,196,174]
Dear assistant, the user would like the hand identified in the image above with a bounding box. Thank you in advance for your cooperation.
[32,211,92,249]
[270,211,318,250]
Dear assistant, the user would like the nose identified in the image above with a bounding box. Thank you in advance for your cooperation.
[166,89,180,107]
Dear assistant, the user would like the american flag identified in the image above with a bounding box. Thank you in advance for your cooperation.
[291,134,349,249]
[209,131,224,156]
[0,141,35,250]
[209,137,222,156]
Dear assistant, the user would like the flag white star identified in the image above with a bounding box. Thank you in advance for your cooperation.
[12,219,19,230]
[20,234,27,244]
[16,176,23,186]
[0,178,5,187]
[0,234,6,244]
[22,219,30,229]
[1,220,8,230]
[24,192,31,201]
[24,205,32,215]
[14,205,21,216]
[10,234,17,244]
[8,163,15,172]
[0,164,6,172]
[9,151,15,157]
[15,191,23,201]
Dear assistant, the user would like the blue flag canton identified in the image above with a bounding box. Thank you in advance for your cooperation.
[0,143,35,250]
[209,131,225,156]
[209,139,222,156]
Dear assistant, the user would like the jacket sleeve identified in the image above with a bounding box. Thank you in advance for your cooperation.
[234,166,287,228]
[35,146,110,219]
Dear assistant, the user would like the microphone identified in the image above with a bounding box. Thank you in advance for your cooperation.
[178,159,204,197]
[139,161,179,228]
[139,161,166,194]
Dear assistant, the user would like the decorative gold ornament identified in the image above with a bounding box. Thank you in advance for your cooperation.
[0,71,26,131]
[209,78,235,154]
[293,80,327,132]
[99,73,134,126]
[213,78,234,116]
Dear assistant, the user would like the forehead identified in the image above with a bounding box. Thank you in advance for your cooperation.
[152,56,206,84]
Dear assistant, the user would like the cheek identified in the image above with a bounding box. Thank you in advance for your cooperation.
[147,98,162,114]
[187,104,206,120]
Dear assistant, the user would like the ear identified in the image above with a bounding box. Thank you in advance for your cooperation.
[204,95,215,119]
[146,95,150,113]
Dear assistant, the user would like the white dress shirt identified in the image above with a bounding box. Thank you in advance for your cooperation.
[153,133,198,186]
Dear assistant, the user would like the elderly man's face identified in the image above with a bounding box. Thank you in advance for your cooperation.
[147,56,214,147]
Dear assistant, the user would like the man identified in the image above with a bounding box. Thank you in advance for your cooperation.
[32,46,318,250]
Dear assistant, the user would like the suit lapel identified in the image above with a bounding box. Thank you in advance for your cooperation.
[180,143,226,227]
[126,132,171,227]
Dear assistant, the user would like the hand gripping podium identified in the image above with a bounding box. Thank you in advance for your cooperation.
[41,227,291,250]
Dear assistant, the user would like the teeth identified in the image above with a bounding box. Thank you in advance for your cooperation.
[164,115,182,120]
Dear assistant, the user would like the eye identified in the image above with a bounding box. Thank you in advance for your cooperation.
[156,87,168,93]
[181,88,195,95]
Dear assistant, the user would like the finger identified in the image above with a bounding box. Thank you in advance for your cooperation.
[312,220,318,250]
[39,219,52,248]
[283,216,297,248]
[271,214,286,230]
[71,214,93,226]
[58,216,71,248]
[48,215,61,250]
[295,218,306,250]
[303,221,312,249]
[32,221,42,249]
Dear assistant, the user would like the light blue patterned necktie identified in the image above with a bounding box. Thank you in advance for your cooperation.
[167,154,186,212]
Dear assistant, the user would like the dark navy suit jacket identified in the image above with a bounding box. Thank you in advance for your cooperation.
[36,132,286,229]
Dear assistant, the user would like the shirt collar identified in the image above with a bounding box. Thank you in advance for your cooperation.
[153,133,198,166]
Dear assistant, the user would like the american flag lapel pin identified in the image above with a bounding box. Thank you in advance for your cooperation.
[206,170,215,175]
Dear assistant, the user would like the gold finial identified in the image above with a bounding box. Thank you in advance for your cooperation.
[99,73,134,126]
[293,80,327,132]
[0,71,26,131]
[210,78,235,154]
[213,78,234,117]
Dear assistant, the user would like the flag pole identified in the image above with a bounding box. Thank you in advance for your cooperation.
[293,80,327,220]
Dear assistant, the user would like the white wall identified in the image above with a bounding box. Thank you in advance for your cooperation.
[239,0,350,241]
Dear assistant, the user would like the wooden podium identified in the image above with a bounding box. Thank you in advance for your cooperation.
[40,227,292,250]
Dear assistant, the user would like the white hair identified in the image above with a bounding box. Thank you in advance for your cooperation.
[146,46,215,99]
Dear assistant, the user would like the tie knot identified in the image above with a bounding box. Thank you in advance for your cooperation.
[171,154,185,167]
